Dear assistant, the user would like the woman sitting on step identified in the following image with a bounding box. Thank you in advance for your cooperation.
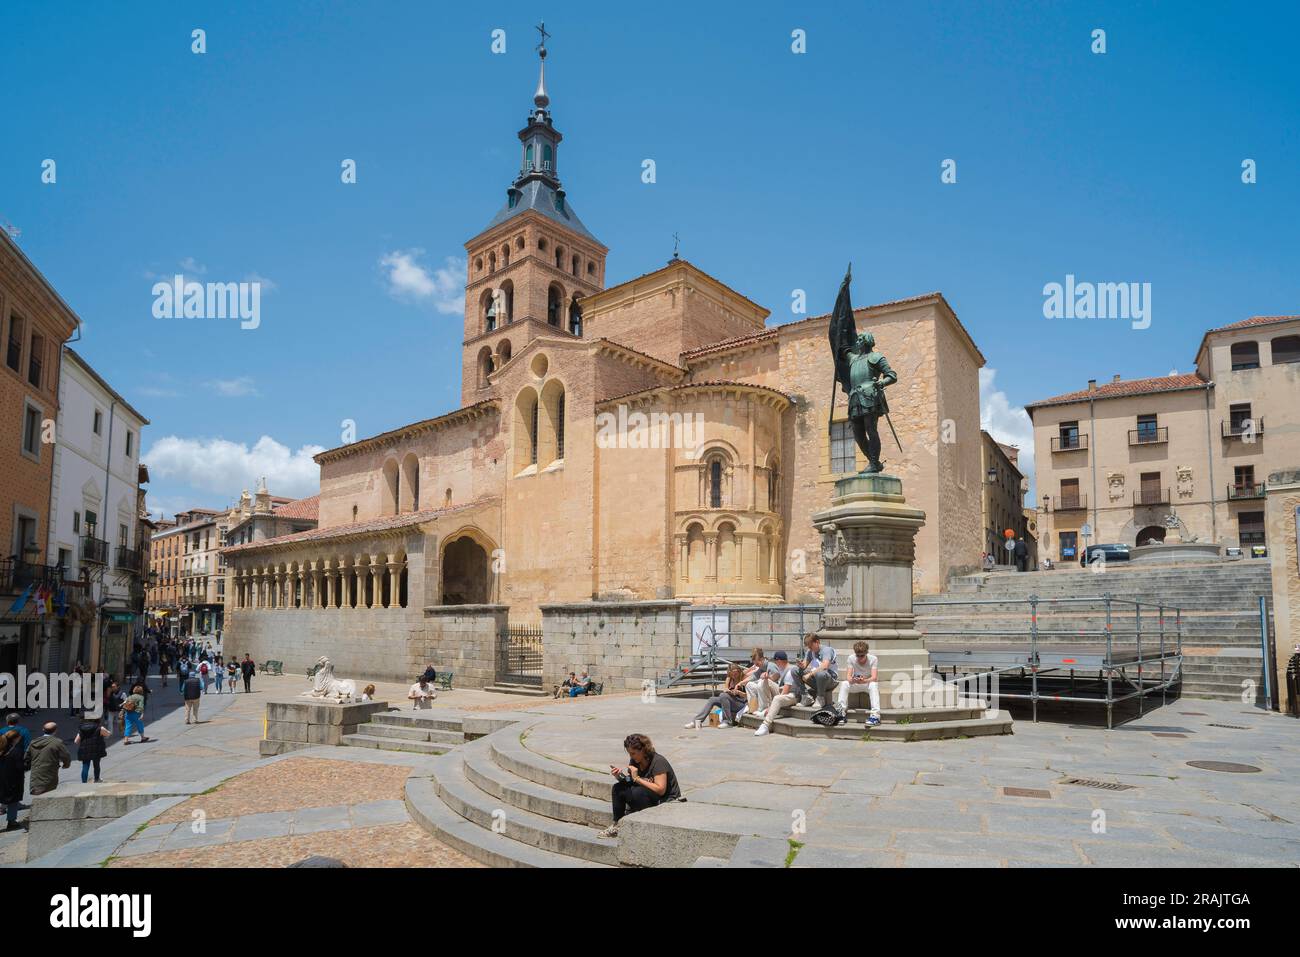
[683,663,748,729]
[598,733,681,839]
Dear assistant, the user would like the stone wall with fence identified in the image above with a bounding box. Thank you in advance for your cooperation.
[539,600,826,692]
[419,604,506,688]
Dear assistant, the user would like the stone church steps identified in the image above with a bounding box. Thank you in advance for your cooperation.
[342,711,468,754]
[736,707,1013,741]
[404,732,616,867]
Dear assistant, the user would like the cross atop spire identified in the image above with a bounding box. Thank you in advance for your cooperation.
[533,21,550,111]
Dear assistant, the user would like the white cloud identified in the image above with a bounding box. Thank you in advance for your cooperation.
[206,376,259,398]
[179,256,208,275]
[245,272,278,293]
[979,367,1036,502]
[143,434,323,499]
[380,249,465,314]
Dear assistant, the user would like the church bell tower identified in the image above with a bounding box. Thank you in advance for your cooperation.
[460,24,608,406]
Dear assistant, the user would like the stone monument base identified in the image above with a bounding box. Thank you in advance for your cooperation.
[261,697,390,756]
[807,471,1013,734]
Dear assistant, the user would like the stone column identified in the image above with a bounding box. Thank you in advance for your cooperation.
[385,558,399,608]
[368,554,382,608]
[675,534,688,582]
[813,472,930,707]
[704,533,718,583]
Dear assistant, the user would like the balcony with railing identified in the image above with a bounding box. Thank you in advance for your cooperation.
[115,545,141,573]
[1227,483,1266,500]
[1133,487,1170,506]
[0,558,64,594]
[1222,418,1264,439]
[1051,494,1088,511]
[80,535,109,565]
[1050,434,1088,453]
[1128,427,1168,446]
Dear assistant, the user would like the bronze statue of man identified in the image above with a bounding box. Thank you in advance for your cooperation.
[842,331,897,473]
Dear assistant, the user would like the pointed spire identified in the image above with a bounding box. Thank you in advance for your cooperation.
[533,38,549,111]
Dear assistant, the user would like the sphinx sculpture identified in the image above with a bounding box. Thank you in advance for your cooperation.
[303,656,357,702]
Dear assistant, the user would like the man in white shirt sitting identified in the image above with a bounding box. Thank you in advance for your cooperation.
[754,651,804,736]
[742,649,782,714]
[835,640,881,727]
[408,677,436,710]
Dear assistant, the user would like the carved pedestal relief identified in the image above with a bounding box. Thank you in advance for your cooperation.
[1176,466,1194,498]
[1107,472,1125,501]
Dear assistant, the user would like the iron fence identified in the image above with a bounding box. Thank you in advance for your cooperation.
[497,623,543,686]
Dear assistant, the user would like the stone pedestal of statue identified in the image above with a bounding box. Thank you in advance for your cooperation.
[813,472,935,708]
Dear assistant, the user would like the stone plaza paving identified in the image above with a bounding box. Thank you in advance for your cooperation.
[3,672,1298,868]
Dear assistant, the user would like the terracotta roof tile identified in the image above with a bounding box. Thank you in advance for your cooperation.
[1210,314,1300,333]
[272,495,319,521]
[597,379,793,406]
[1026,373,1208,411]
[220,500,493,556]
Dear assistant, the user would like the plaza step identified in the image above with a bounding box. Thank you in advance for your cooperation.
[340,733,457,755]
[488,732,613,801]
[768,702,988,724]
[439,747,616,863]
[405,770,607,868]
[342,711,468,754]
[483,682,549,697]
[738,709,1014,741]
[461,747,611,827]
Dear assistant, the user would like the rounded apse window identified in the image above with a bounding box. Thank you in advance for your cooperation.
[530,353,549,378]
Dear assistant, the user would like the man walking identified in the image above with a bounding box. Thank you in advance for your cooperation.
[182,670,203,724]
[25,722,72,796]
[240,655,255,694]
[1014,536,1029,573]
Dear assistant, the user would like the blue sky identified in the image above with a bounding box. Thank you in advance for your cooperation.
[3,0,1297,517]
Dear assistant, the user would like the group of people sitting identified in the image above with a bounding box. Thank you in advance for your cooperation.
[554,672,593,698]
[684,633,881,735]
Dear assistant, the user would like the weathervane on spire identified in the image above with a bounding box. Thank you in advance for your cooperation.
[671,232,681,261]
[535,20,550,54]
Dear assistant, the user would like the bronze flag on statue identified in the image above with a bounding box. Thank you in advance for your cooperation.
[828,264,857,434]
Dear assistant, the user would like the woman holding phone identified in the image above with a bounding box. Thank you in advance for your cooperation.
[597,733,680,839]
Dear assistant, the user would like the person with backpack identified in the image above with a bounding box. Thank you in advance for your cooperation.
[182,671,203,724]
[74,715,110,783]
[198,658,211,694]
[122,685,151,744]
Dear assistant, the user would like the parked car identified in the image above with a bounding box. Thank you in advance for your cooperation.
[1081,543,1131,566]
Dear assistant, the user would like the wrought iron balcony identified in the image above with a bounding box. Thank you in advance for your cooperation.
[115,545,141,573]
[0,558,64,594]
[1133,487,1170,506]
[80,535,109,565]
[1050,434,1088,452]
[1051,494,1088,511]
[1222,418,1263,439]
[1128,427,1168,446]
[1227,483,1265,500]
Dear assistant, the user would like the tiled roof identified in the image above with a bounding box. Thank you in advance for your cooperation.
[679,291,983,364]
[313,400,499,464]
[1210,314,1300,333]
[221,500,494,555]
[598,379,794,407]
[1026,373,1208,411]
[272,495,319,522]
[481,179,601,243]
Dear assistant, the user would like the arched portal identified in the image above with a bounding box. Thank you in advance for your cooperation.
[441,535,490,605]
[1135,525,1166,546]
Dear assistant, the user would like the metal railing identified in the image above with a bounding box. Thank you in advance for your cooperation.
[1050,434,1088,452]
[497,624,543,686]
[80,535,109,564]
[1133,487,1170,506]
[1227,483,1265,500]
[0,558,65,594]
[915,593,1184,728]
[1128,427,1168,445]
[115,545,141,572]
[1051,494,1087,510]
[1222,418,1264,439]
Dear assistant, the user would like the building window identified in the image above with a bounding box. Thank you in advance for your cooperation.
[1272,335,1300,365]
[5,315,22,372]
[1230,341,1260,370]
[1135,414,1158,441]
[709,459,723,508]
[829,421,855,474]
[93,409,103,434]
[1237,511,1265,547]
[768,459,780,512]
[73,512,80,534]
[1229,402,1253,433]
[22,404,41,457]
[27,333,43,387]
[556,392,565,460]
[125,431,134,457]
[547,285,563,326]
[529,400,539,464]
[1058,421,1081,450]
